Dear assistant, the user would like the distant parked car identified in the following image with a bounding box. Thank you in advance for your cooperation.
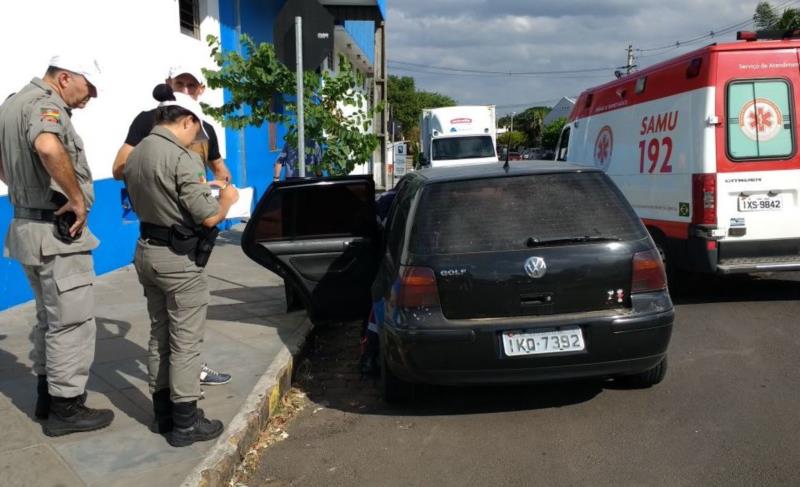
[241,162,674,401]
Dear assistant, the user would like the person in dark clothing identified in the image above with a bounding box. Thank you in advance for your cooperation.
[359,189,397,376]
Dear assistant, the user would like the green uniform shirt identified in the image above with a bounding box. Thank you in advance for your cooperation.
[123,125,219,229]
[0,77,98,265]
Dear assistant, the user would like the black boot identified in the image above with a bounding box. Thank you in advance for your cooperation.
[35,377,87,420]
[167,401,223,447]
[359,330,381,377]
[151,389,173,434]
[35,375,50,420]
[44,395,114,437]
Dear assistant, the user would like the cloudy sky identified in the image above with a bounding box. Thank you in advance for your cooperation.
[386,0,774,115]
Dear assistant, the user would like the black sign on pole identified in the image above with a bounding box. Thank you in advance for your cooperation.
[274,0,335,71]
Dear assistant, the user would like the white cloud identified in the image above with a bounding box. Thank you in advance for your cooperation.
[387,0,760,113]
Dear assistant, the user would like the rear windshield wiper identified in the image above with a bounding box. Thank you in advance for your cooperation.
[525,235,621,247]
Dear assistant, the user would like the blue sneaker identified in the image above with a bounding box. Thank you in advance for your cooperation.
[200,364,231,386]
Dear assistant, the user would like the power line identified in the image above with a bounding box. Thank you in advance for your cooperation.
[388,60,623,76]
[388,64,612,80]
[495,98,567,109]
[636,0,799,55]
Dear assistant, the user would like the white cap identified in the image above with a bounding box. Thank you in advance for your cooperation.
[48,54,103,90]
[159,92,209,140]
[168,65,205,85]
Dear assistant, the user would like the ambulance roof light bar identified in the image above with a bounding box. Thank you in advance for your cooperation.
[737,30,800,41]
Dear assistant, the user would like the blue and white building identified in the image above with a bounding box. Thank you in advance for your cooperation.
[0,0,387,310]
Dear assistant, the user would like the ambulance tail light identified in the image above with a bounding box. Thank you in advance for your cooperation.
[631,249,668,294]
[397,266,440,308]
[692,173,717,225]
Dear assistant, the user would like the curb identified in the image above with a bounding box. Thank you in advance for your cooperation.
[181,318,313,487]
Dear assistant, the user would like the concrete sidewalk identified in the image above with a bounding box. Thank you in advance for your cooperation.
[0,226,311,487]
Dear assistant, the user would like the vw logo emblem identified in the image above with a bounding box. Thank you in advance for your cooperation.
[524,256,547,279]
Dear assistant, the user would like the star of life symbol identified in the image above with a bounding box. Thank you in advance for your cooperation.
[593,125,613,171]
[739,98,783,142]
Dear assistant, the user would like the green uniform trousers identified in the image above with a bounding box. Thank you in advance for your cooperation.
[23,251,96,398]
[134,240,208,403]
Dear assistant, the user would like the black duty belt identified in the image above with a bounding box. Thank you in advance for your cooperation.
[140,222,171,246]
[14,207,56,222]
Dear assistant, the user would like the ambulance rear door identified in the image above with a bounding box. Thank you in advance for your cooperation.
[714,47,800,271]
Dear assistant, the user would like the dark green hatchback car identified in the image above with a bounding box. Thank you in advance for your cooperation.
[242,162,674,401]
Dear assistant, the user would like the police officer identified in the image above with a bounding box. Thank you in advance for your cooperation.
[123,92,238,447]
[0,54,114,436]
[111,66,232,387]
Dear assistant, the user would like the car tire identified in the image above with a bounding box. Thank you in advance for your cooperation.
[381,355,413,403]
[616,357,668,389]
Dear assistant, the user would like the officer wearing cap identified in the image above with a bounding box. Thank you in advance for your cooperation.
[112,65,233,387]
[123,92,238,447]
[0,55,114,436]
[112,65,231,182]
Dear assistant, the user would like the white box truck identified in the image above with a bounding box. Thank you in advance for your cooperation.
[420,105,498,167]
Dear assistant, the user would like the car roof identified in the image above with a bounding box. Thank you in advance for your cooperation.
[413,161,601,184]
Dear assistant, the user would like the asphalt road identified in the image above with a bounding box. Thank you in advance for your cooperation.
[246,273,800,487]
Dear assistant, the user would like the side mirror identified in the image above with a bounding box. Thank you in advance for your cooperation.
[419,154,429,166]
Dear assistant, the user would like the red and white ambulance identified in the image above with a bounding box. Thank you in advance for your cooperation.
[558,31,800,276]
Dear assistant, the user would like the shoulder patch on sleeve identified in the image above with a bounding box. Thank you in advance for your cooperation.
[40,107,61,124]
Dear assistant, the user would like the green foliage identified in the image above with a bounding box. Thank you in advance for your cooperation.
[753,1,800,30]
[778,8,800,29]
[497,130,526,149]
[202,35,381,175]
[498,106,551,147]
[754,2,779,29]
[542,118,567,150]
[387,75,455,143]
[203,35,292,128]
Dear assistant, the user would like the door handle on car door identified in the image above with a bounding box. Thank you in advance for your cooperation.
[343,238,371,250]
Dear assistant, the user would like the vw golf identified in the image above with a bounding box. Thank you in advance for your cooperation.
[241,162,674,401]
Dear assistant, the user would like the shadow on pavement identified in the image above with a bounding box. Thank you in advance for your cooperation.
[671,272,800,305]
[294,321,607,418]
[0,317,152,429]
[94,316,152,428]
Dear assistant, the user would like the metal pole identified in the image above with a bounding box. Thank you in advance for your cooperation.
[626,44,635,75]
[295,16,305,177]
[510,112,515,150]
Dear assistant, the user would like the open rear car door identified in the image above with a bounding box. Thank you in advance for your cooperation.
[241,176,379,324]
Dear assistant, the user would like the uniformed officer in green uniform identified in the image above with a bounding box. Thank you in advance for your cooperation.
[0,54,114,436]
[123,92,238,447]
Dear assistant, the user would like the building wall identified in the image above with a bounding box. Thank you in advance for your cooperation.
[344,20,375,64]
[543,97,576,127]
[0,0,224,310]
[0,0,381,310]
[218,0,286,205]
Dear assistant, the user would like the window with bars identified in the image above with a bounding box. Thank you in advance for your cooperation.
[179,0,199,39]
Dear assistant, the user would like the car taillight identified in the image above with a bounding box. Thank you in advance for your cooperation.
[396,266,440,308]
[631,249,667,293]
[692,173,717,225]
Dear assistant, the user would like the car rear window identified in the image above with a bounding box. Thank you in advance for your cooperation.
[410,172,647,255]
